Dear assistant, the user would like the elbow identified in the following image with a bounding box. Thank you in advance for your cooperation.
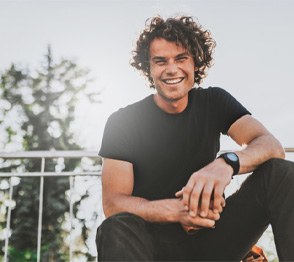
[102,194,124,218]
[102,200,115,218]
[273,137,285,160]
[102,206,111,218]
[102,196,115,218]
[278,146,286,160]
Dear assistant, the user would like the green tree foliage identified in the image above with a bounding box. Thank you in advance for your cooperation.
[0,46,100,261]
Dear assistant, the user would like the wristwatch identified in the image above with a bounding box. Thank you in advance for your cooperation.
[217,152,240,176]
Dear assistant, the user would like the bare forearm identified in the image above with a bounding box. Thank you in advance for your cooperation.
[103,193,219,230]
[236,134,285,174]
[103,194,177,223]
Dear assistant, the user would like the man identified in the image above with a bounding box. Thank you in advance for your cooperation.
[96,16,294,261]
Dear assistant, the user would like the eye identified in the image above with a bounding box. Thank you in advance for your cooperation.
[176,56,188,62]
[154,60,166,65]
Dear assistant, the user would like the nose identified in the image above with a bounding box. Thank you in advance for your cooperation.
[165,62,178,75]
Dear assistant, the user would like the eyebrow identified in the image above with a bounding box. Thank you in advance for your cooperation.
[175,52,190,58]
[151,52,189,61]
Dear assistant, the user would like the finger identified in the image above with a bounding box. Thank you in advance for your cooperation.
[207,208,220,221]
[182,181,196,211]
[213,186,225,213]
[186,227,202,235]
[181,224,201,232]
[221,197,226,207]
[188,181,204,217]
[191,216,215,228]
[200,182,214,217]
[175,188,184,198]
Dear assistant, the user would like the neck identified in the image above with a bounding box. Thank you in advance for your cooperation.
[153,94,188,114]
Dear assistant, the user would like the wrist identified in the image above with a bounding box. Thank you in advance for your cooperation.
[165,198,182,223]
[216,158,234,178]
[217,152,240,176]
[144,198,180,223]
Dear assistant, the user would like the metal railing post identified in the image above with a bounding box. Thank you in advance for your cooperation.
[69,175,74,261]
[3,177,14,262]
[37,157,45,262]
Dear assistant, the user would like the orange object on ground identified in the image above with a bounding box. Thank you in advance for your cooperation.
[242,245,268,262]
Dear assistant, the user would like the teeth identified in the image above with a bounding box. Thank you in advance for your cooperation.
[163,78,183,84]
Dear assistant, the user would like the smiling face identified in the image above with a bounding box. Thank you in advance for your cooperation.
[149,38,196,113]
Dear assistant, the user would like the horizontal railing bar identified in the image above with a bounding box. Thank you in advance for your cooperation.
[284,148,294,152]
[0,149,293,178]
[221,148,294,153]
[0,171,101,177]
[0,151,99,159]
[0,148,293,159]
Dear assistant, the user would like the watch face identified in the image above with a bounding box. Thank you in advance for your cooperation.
[227,153,238,162]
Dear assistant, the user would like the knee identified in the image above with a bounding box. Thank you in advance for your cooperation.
[96,213,155,260]
[96,212,151,259]
[258,158,294,175]
[255,158,294,185]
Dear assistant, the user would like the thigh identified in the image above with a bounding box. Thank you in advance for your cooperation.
[149,223,195,261]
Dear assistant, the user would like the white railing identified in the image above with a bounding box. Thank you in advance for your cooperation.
[1,149,294,261]
[0,151,101,262]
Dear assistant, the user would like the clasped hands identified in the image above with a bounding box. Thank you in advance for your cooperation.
[174,159,233,233]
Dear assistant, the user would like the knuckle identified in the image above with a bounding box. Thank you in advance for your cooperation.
[214,193,222,199]
[189,203,198,212]
[182,198,189,206]
[191,190,200,199]
[215,177,223,183]
[213,198,221,206]
[183,185,192,194]
[197,174,206,181]
[201,191,211,199]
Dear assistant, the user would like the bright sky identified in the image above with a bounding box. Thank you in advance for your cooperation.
[1,0,294,151]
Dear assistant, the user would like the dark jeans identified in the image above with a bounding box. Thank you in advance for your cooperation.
[96,158,294,261]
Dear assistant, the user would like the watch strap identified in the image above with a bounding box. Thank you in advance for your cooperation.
[217,152,240,176]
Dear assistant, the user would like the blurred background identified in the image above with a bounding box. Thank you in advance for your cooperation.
[0,0,293,261]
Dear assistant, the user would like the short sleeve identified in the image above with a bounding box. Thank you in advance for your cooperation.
[210,87,251,134]
[99,111,134,162]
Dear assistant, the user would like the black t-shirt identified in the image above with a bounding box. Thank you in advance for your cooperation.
[99,87,251,200]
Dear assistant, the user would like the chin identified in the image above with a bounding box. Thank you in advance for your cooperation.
[162,93,184,102]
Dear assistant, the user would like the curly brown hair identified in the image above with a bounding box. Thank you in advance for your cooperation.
[131,16,216,88]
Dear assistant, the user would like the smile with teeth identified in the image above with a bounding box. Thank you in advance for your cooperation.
[162,77,184,85]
